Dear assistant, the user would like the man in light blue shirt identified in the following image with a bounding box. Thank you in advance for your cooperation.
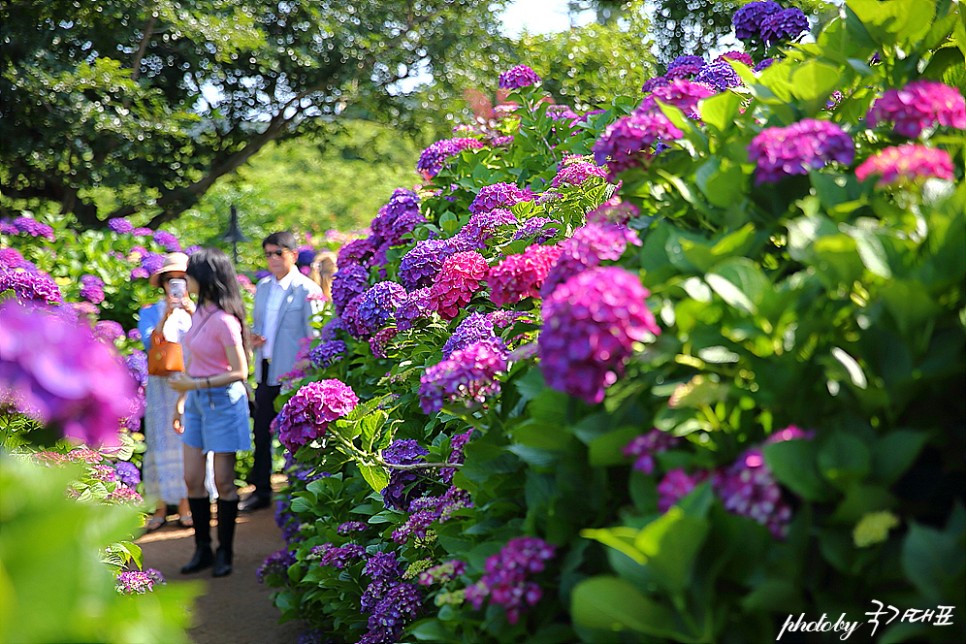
[243,231,322,511]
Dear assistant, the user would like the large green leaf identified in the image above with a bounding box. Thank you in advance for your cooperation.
[764,439,834,501]
[358,463,389,494]
[705,258,769,316]
[818,431,872,489]
[571,576,690,640]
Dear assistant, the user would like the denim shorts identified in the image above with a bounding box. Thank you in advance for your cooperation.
[182,381,252,453]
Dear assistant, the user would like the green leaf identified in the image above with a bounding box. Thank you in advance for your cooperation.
[699,91,742,133]
[705,258,768,316]
[789,61,845,113]
[633,507,710,593]
[817,432,872,489]
[764,439,834,501]
[359,410,388,452]
[358,463,389,494]
[871,430,928,486]
[901,521,965,603]
[571,576,687,640]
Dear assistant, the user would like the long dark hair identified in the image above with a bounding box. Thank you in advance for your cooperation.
[186,248,251,353]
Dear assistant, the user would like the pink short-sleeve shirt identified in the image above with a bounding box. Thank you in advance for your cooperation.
[183,306,243,377]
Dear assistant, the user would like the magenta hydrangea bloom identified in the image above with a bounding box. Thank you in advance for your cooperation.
[0,300,137,446]
[79,274,106,304]
[658,468,706,512]
[733,1,781,40]
[464,536,555,625]
[587,197,640,225]
[416,137,486,178]
[94,320,125,343]
[551,161,608,187]
[866,80,966,138]
[641,79,717,120]
[152,230,181,252]
[717,50,755,67]
[0,267,64,305]
[540,222,641,297]
[748,118,855,184]
[498,64,541,90]
[428,251,488,320]
[855,144,955,186]
[593,109,684,179]
[468,182,534,216]
[539,267,660,404]
[0,248,35,271]
[273,379,359,452]
[116,569,164,594]
[713,448,792,538]
[419,341,507,414]
[368,327,398,358]
[760,7,810,45]
[487,244,563,306]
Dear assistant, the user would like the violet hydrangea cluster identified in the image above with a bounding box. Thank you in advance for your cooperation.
[440,429,474,484]
[273,379,359,452]
[391,486,472,543]
[540,222,641,297]
[693,60,743,92]
[337,236,378,269]
[855,144,955,186]
[0,266,64,305]
[732,1,780,40]
[381,439,430,511]
[107,217,134,234]
[539,267,660,404]
[0,300,137,446]
[586,197,640,225]
[468,182,534,216]
[256,548,297,584]
[78,274,106,304]
[115,569,165,595]
[394,287,432,330]
[416,137,486,178]
[462,208,517,246]
[498,64,541,90]
[309,340,347,369]
[419,340,508,414]
[355,281,406,336]
[427,251,488,320]
[9,216,55,240]
[623,429,681,475]
[442,312,501,358]
[759,7,809,45]
[713,448,792,538]
[464,536,556,625]
[748,118,855,184]
[866,80,966,138]
[593,109,684,179]
[331,263,370,314]
[397,236,474,291]
[487,244,563,306]
[358,551,423,644]
[641,79,717,120]
[371,188,426,247]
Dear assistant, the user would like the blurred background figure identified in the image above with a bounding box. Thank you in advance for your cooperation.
[309,251,337,301]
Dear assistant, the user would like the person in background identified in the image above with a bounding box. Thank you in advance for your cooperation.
[169,248,251,577]
[243,231,323,512]
[138,252,194,532]
[309,251,337,302]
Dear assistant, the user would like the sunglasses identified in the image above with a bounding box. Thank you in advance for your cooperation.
[263,249,288,258]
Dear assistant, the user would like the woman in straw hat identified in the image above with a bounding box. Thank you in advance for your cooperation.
[137,252,195,531]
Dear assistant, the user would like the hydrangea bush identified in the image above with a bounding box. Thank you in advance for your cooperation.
[264,2,963,642]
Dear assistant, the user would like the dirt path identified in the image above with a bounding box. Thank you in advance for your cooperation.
[137,486,305,644]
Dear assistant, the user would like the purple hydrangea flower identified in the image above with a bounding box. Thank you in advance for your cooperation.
[125,351,148,389]
[0,268,64,305]
[641,79,718,120]
[462,208,518,246]
[642,75,670,93]
[658,468,705,512]
[398,236,474,291]
[587,197,640,225]
[94,320,125,343]
[12,216,55,240]
[313,542,367,569]
[381,440,430,510]
[440,430,474,484]
[331,264,370,315]
[665,62,704,80]
[464,536,555,625]
[114,461,141,487]
[866,80,966,138]
[668,55,705,71]
[540,222,641,297]
[140,252,165,275]
[733,1,782,40]
[593,109,684,179]
[419,341,507,414]
[116,569,164,594]
[337,521,368,535]
[355,281,406,336]
[760,7,810,45]
[371,189,426,246]
[309,340,347,369]
[0,301,137,446]
[539,267,659,404]
[131,227,153,237]
[79,274,106,304]
[256,548,296,584]
[273,379,358,452]
[748,118,855,184]
[416,137,486,178]
[693,60,742,91]
[394,287,432,331]
[442,313,502,358]
[513,217,559,244]
[754,57,776,72]
[713,449,792,538]
[855,144,955,186]
[359,582,423,644]
[499,64,541,89]
[0,248,35,271]
[623,429,680,475]
[337,236,378,269]
[392,486,472,543]
[152,230,181,252]
[107,218,134,234]
[468,182,534,216]
[369,327,398,358]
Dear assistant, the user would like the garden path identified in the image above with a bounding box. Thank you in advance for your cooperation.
[137,481,304,644]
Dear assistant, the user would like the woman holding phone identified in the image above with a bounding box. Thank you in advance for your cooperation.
[168,248,251,578]
[138,252,195,531]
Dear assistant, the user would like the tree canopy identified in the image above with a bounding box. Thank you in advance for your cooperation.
[0,0,506,228]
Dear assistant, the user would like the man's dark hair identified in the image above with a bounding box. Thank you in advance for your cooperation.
[262,231,298,251]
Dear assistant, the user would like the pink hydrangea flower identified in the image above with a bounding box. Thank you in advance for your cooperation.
[498,65,541,90]
[486,244,563,306]
[593,109,684,179]
[855,144,955,186]
[428,251,488,320]
[273,379,359,451]
[748,118,854,184]
[866,80,966,138]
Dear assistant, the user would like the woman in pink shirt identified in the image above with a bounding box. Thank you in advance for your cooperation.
[169,248,251,578]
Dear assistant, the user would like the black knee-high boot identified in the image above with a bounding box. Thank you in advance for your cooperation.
[180,497,213,574]
[213,498,238,577]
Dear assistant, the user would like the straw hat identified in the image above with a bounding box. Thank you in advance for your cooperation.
[149,252,189,287]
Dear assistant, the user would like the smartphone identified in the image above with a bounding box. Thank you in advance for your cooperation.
[168,278,187,301]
